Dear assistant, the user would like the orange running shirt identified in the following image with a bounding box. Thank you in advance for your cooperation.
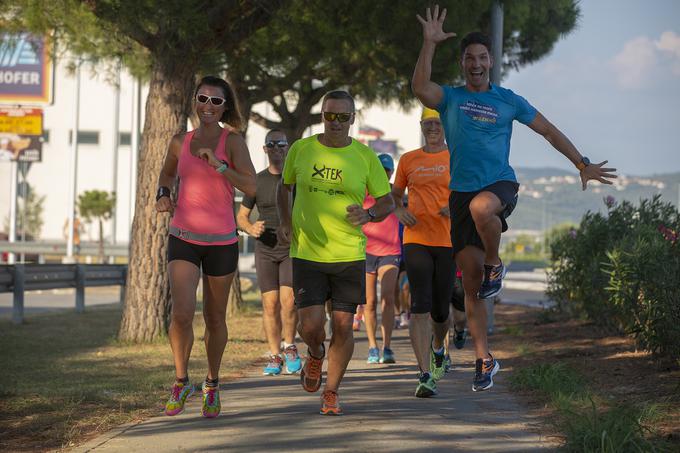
[393,148,452,247]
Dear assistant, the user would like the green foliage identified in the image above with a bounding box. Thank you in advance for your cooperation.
[77,190,115,261]
[548,195,680,359]
[511,363,666,452]
[228,0,580,138]
[3,182,45,239]
[77,190,115,223]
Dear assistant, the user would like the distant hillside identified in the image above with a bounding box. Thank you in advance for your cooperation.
[508,167,680,231]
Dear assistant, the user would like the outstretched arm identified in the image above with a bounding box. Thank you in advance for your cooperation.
[528,112,617,190]
[412,5,456,108]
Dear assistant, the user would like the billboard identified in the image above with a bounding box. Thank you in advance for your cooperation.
[0,33,54,105]
[0,108,43,162]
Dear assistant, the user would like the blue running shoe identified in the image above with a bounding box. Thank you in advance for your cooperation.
[263,354,283,375]
[453,327,466,350]
[472,355,500,392]
[478,262,506,300]
[380,347,396,364]
[367,347,380,364]
[444,353,452,373]
[283,344,302,374]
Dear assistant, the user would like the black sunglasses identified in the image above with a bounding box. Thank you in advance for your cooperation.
[322,111,353,123]
[265,140,288,148]
[196,94,226,106]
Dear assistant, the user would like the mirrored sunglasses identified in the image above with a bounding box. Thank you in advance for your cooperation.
[196,94,226,106]
[265,140,288,148]
[322,111,352,123]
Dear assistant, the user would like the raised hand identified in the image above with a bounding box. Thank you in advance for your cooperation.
[580,160,617,190]
[416,4,456,44]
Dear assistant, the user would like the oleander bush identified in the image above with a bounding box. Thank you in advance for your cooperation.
[548,195,680,359]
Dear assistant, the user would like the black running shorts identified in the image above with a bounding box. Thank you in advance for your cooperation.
[292,258,365,314]
[449,180,519,255]
[168,235,239,276]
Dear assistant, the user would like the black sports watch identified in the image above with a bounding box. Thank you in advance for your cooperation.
[156,186,171,201]
[576,156,590,171]
[367,207,376,222]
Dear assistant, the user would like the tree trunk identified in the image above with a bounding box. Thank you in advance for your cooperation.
[118,63,194,342]
[227,269,242,318]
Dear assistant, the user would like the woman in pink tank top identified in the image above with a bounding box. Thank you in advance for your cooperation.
[155,76,256,418]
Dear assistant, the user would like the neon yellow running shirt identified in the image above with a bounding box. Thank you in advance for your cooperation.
[283,135,391,263]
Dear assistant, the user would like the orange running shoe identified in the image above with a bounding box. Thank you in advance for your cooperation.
[320,390,343,416]
[301,343,325,393]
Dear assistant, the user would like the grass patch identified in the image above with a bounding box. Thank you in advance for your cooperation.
[502,325,525,336]
[514,343,535,356]
[511,363,669,451]
[0,294,266,451]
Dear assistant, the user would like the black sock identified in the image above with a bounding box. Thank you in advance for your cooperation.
[176,376,189,385]
[205,377,219,388]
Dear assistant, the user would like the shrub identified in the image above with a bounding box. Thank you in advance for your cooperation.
[548,195,680,359]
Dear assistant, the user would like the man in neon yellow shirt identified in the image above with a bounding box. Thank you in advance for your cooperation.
[278,90,394,415]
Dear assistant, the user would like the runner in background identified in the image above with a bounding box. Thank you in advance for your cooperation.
[362,153,400,364]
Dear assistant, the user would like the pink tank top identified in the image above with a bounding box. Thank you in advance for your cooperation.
[170,128,237,245]
[362,194,401,256]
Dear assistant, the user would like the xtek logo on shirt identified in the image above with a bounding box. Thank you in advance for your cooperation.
[312,163,343,183]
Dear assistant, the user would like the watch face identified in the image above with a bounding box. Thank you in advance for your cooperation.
[582,157,591,165]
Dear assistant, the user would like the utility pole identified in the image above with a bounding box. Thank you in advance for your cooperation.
[65,59,82,262]
[490,1,504,85]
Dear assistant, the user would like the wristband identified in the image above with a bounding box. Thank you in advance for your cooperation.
[156,186,170,201]
[216,159,229,174]
[367,207,376,222]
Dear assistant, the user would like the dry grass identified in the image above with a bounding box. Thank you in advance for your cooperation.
[0,293,266,452]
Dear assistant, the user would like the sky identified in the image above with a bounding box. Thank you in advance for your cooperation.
[345,0,680,177]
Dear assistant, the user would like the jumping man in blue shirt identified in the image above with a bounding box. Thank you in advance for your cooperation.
[412,5,617,392]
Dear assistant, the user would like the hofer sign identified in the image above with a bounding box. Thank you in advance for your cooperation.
[0,34,54,105]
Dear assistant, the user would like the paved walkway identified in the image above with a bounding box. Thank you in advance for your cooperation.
[75,315,555,452]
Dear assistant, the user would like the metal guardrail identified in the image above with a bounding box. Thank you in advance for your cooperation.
[0,240,130,257]
[0,264,128,324]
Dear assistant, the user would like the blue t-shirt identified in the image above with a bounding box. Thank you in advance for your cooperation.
[436,84,537,192]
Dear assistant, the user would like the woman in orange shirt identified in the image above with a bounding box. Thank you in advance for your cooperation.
[392,108,453,398]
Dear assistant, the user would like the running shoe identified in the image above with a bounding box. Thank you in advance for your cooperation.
[320,390,343,415]
[472,355,500,392]
[201,382,220,418]
[283,344,302,374]
[478,261,506,299]
[430,345,446,381]
[453,327,466,350]
[444,353,452,373]
[415,371,437,398]
[367,347,380,364]
[380,347,396,364]
[399,312,410,329]
[263,354,283,375]
[164,381,194,416]
[301,343,325,393]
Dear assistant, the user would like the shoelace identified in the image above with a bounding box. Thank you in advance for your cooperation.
[322,391,338,407]
[205,387,216,406]
[171,384,182,401]
[308,356,322,376]
[284,347,297,361]
[267,356,282,367]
